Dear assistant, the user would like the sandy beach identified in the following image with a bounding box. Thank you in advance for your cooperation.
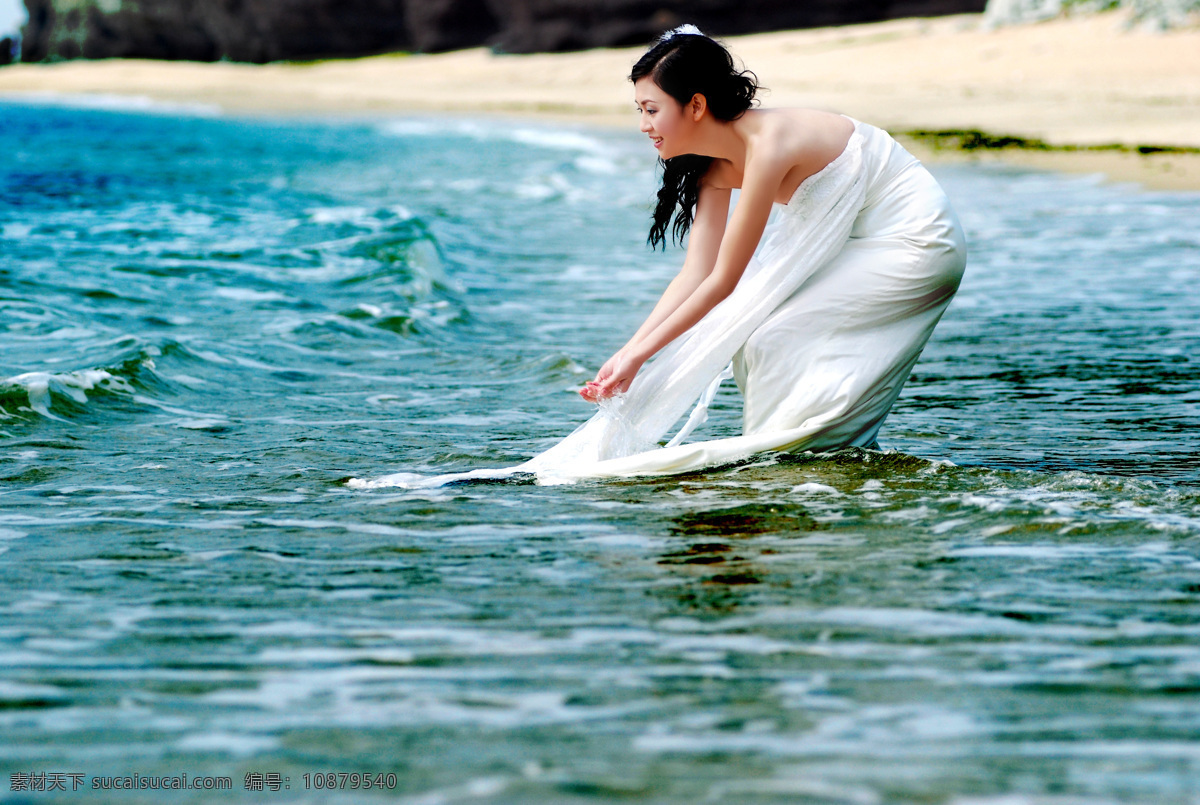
[2,10,1198,188]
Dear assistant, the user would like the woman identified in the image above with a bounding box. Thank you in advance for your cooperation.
[519,25,967,481]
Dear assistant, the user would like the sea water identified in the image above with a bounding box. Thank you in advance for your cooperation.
[1,98,1199,804]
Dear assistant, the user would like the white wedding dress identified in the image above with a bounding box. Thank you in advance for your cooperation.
[350,117,967,489]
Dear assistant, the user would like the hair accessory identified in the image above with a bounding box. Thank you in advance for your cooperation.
[659,24,705,42]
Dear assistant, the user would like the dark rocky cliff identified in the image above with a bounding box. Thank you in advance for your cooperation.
[19,0,987,63]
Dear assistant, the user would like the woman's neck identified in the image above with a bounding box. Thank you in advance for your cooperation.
[686,109,759,169]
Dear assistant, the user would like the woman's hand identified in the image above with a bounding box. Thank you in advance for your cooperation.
[580,349,646,402]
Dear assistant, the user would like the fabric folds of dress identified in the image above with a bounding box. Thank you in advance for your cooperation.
[515,118,966,483]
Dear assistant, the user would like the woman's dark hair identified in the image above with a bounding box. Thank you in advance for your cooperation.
[630,31,759,250]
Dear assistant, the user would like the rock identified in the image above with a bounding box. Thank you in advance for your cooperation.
[983,0,1063,28]
[487,0,990,52]
[406,0,499,53]
[983,0,1200,28]
[20,0,990,63]
[1120,0,1200,28]
[0,37,13,65]
[21,0,413,63]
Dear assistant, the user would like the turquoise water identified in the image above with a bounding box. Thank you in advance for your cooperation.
[2,99,1199,804]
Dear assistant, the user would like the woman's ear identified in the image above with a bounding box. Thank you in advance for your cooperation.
[690,93,707,121]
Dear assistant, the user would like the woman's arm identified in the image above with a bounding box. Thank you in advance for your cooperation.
[590,150,787,399]
[624,182,730,349]
[580,181,729,401]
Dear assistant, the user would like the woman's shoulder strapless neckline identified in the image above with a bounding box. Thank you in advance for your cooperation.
[784,118,865,210]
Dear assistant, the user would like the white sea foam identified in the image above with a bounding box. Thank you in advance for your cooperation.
[174,417,228,430]
[254,517,408,536]
[41,326,101,341]
[212,287,289,302]
[1,368,133,420]
[306,205,376,225]
[174,732,280,756]
[707,777,882,805]
[0,680,68,703]
[949,797,1118,805]
[396,776,511,805]
[379,118,613,158]
[793,482,840,495]
[1,90,221,117]
[574,155,620,174]
[509,128,608,153]
[2,223,33,240]
[255,646,416,665]
[347,467,526,489]
[948,544,1117,560]
[163,373,208,389]
[659,633,799,656]
[931,517,969,534]
[241,620,328,638]
[131,395,230,428]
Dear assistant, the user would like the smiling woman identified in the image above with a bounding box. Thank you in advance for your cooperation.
[629,26,763,248]
[350,25,972,487]
[536,25,970,480]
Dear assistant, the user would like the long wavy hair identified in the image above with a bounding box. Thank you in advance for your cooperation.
[630,31,760,250]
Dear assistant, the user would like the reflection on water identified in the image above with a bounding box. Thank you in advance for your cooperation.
[1,101,1199,803]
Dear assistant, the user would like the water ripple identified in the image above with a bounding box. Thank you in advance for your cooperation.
[2,102,1199,803]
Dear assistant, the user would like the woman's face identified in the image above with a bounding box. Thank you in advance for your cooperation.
[634,77,692,160]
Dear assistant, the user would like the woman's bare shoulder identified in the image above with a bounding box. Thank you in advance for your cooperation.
[746,109,857,202]
[755,108,853,151]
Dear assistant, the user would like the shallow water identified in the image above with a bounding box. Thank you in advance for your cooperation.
[1,99,1199,804]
